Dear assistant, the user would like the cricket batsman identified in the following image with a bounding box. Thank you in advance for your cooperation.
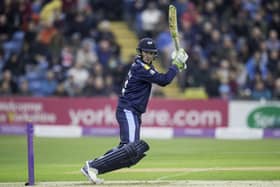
[81,37,188,184]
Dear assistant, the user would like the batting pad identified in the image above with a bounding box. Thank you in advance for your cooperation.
[89,140,149,174]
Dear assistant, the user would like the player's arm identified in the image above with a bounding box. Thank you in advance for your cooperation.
[137,49,188,86]
[147,66,178,86]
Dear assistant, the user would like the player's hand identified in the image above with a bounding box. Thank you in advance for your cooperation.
[171,48,188,71]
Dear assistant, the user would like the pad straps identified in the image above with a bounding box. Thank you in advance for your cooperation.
[89,140,149,174]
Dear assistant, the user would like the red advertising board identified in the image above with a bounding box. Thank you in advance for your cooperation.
[144,99,228,128]
[0,97,228,128]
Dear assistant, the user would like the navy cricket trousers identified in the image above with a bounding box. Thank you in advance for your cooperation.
[116,108,141,144]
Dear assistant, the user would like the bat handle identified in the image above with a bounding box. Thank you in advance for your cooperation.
[175,39,180,51]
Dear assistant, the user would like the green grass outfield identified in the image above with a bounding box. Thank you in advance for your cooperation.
[0,136,280,182]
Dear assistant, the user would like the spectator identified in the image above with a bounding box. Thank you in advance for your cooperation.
[273,78,280,100]
[156,23,174,68]
[63,75,81,97]
[218,77,231,100]
[0,14,11,45]
[236,38,250,63]
[205,70,220,98]
[96,39,113,68]
[60,44,74,69]
[91,63,105,78]
[40,70,58,96]
[189,61,211,87]
[0,70,18,94]
[228,69,239,98]
[219,35,235,60]
[245,51,268,81]
[217,59,230,84]
[39,0,62,24]
[205,29,222,59]
[67,61,89,90]
[54,82,68,97]
[76,39,98,70]
[251,80,272,100]
[3,53,25,77]
[65,11,90,39]
[91,75,108,97]
[0,80,12,96]
[25,54,49,83]
[267,50,279,76]
[247,26,263,54]
[17,79,31,96]
[50,57,64,82]
[93,20,120,59]
[82,75,96,97]
[173,0,188,26]
[140,2,162,38]
[266,29,280,51]
[95,20,115,42]
[104,74,117,97]
[181,2,199,27]
[37,20,58,46]
[265,72,275,94]
[31,0,43,15]
[0,48,5,72]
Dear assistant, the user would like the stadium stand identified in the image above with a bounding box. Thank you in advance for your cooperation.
[0,0,279,100]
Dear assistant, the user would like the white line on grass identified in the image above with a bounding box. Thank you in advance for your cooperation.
[2,181,280,187]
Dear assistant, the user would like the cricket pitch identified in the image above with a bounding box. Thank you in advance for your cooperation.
[1,181,280,187]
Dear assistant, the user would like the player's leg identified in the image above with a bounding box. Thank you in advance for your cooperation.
[81,140,149,183]
[100,107,141,156]
[116,108,141,144]
[88,140,149,174]
[86,108,146,174]
[81,108,147,183]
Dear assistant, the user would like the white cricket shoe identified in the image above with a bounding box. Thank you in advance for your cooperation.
[81,161,104,184]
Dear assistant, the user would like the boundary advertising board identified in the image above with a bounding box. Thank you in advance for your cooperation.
[0,97,228,128]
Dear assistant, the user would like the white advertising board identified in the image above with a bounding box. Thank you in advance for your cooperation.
[229,101,280,128]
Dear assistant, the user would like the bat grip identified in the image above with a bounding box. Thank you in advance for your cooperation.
[174,39,180,51]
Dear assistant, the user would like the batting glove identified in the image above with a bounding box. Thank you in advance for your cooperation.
[171,48,188,71]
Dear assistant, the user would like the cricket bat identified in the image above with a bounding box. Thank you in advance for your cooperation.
[169,5,180,51]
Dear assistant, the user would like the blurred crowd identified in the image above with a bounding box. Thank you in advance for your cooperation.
[0,0,129,98]
[0,0,279,101]
[124,0,280,100]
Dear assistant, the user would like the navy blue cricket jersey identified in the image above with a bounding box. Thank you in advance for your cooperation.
[117,56,179,114]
